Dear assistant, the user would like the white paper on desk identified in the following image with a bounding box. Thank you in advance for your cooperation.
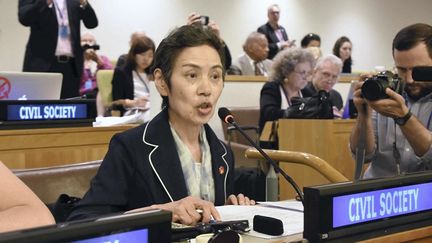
[92,113,144,127]
[216,204,303,239]
[257,200,304,212]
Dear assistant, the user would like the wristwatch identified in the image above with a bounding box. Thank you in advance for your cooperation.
[394,110,412,126]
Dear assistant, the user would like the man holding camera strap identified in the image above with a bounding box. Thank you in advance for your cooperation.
[350,23,432,179]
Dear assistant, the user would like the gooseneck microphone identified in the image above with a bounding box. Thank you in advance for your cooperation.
[218,107,304,205]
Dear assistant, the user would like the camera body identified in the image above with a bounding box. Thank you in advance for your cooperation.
[361,71,403,100]
[200,16,209,25]
[82,44,100,51]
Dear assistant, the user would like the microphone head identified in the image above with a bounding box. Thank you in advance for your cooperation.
[412,66,432,81]
[218,107,234,124]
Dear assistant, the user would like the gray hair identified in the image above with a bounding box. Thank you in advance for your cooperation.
[269,48,316,82]
[267,4,280,13]
[315,54,343,73]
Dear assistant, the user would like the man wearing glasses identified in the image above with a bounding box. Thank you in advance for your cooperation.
[303,54,344,117]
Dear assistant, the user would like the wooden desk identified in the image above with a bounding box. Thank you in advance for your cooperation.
[0,126,133,169]
[276,119,356,199]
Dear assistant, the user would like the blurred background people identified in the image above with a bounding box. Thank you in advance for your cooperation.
[333,36,353,73]
[258,4,295,60]
[18,0,98,99]
[303,54,344,117]
[301,33,322,60]
[300,33,321,48]
[0,161,54,233]
[79,32,113,98]
[111,35,155,123]
[259,48,315,132]
[187,12,232,70]
[116,30,147,68]
[228,32,272,76]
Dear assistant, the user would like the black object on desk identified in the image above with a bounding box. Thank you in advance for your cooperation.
[171,219,249,242]
[253,215,284,235]
[0,209,171,243]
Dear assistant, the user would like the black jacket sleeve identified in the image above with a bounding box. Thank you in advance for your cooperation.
[259,81,284,131]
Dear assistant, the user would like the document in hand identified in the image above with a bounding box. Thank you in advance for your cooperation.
[216,201,303,240]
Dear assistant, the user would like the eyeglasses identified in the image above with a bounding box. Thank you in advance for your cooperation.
[294,70,313,79]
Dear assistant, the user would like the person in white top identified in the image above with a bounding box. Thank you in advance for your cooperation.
[111,35,155,123]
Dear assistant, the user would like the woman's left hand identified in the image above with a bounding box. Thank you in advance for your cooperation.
[225,193,256,205]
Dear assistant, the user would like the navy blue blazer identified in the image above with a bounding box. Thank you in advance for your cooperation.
[257,22,289,60]
[68,108,235,221]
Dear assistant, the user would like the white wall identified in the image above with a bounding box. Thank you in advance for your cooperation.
[1,0,430,138]
[1,0,431,72]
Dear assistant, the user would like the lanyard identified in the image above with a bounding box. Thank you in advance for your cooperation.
[53,0,67,24]
[135,71,150,93]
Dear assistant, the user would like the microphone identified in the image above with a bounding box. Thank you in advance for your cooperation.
[218,107,304,205]
[412,66,432,81]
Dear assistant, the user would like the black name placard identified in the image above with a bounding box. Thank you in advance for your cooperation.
[304,171,432,242]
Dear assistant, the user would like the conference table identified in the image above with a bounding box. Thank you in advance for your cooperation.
[0,125,133,169]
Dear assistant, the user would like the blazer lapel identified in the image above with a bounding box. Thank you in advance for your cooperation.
[206,125,229,205]
[142,109,188,202]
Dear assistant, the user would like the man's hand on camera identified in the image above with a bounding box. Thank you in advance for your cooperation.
[352,81,372,117]
[366,88,409,119]
[187,12,201,25]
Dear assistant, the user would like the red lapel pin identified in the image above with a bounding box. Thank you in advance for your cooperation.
[218,166,225,175]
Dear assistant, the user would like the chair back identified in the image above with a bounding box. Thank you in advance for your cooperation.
[96,70,114,108]
[14,161,102,204]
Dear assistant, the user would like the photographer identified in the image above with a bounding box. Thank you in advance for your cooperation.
[79,32,113,98]
[350,23,432,179]
[187,12,232,70]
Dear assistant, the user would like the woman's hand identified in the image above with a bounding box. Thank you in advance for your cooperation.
[151,196,221,226]
[225,193,256,205]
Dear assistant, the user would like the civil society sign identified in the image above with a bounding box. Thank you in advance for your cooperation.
[7,104,87,120]
[333,182,432,228]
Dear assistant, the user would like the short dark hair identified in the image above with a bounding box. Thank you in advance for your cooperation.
[151,24,226,108]
[301,33,321,48]
[392,23,432,59]
[126,35,155,72]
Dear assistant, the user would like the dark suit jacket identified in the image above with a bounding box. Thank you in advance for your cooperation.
[68,108,235,221]
[257,22,288,59]
[112,64,134,102]
[18,0,98,75]
[302,82,344,110]
[259,81,285,132]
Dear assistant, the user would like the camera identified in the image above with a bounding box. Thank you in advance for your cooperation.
[82,44,100,51]
[361,71,403,100]
[200,15,209,25]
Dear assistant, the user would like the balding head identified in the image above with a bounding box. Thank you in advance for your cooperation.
[243,32,269,62]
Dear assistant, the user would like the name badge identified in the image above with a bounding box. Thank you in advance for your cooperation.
[59,25,69,38]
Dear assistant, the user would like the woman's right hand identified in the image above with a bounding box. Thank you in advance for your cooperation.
[151,196,221,226]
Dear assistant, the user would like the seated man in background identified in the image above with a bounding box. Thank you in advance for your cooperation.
[0,161,54,233]
[303,54,344,117]
[350,23,432,179]
[79,32,113,98]
[68,24,254,226]
[228,32,273,76]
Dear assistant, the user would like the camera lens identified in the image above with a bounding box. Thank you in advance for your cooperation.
[361,77,389,100]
